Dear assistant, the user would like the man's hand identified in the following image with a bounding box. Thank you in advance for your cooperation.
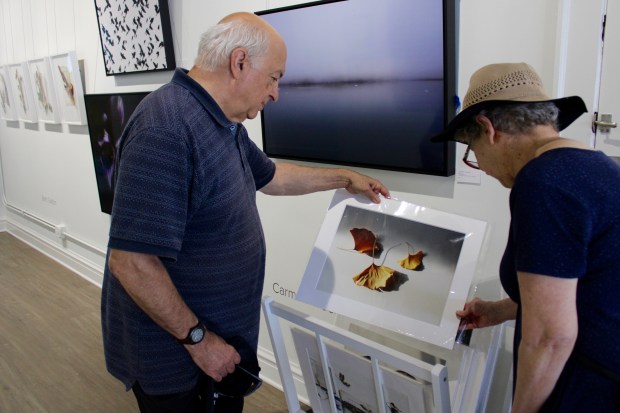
[185,331,241,382]
[344,171,390,203]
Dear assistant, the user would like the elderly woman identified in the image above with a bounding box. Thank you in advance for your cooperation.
[432,63,620,412]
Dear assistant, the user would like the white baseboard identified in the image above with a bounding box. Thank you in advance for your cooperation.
[0,217,6,232]
[6,221,104,287]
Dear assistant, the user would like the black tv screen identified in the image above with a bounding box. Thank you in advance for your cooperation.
[256,0,458,176]
[85,92,149,214]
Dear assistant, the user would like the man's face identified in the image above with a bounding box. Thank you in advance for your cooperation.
[238,41,286,121]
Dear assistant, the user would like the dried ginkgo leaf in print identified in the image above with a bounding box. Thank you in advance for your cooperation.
[398,250,426,271]
[352,263,395,291]
[349,228,383,257]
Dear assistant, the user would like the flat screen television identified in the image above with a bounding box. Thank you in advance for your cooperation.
[256,0,458,176]
[85,92,150,214]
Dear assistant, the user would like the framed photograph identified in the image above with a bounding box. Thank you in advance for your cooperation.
[49,51,87,125]
[382,363,432,413]
[297,190,487,349]
[291,328,431,413]
[84,92,150,214]
[0,65,17,120]
[94,0,176,75]
[28,57,61,123]
[7,62,38,123]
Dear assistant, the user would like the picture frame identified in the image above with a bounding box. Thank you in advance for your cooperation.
[291,327,431,413]
[28,57,61,123]
[84,91,150,214]
[296,189,488,350]
[94,0,176,75]
[49,51,87,125]
[7,62,38,123]
[0,65,17,120]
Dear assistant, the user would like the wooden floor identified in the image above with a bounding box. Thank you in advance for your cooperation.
[0,231,296,413]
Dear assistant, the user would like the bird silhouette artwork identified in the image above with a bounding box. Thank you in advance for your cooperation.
[95,0,174,74]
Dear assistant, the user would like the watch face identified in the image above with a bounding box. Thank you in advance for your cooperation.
[190,326,205,343]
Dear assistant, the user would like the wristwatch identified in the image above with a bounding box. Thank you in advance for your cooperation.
[177,321,207,345]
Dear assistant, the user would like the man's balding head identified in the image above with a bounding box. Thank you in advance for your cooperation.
[195,12,284,71]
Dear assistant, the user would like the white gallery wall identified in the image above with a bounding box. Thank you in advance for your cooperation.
[0,0,605,410]
[0,155,5,229]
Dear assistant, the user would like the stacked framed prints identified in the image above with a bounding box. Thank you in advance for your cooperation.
[27,57,61,124]
[7,62,38,123]
[291,328,433,413]
[49,51,87,125]
[296,190,488,350]
[0,65,17,120]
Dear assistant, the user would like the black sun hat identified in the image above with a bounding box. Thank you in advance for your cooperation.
[431,62,588,142]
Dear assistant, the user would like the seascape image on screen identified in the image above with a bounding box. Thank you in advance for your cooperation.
[318,205,464,326]
[85,92,149,214]
[257,0,457,175]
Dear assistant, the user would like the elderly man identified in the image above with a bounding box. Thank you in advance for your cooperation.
[101,11,389,413]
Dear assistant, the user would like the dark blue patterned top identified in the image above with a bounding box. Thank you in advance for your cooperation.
[500,148,620,410]
[101,69,276,394]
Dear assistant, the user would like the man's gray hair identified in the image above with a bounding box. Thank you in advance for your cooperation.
[195,19,270,71]
[455,102,560,144]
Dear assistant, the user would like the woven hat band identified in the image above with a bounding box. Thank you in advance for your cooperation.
[462,63,551,109]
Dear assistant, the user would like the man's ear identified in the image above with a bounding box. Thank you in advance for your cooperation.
[230,48,248,78]
[475,114,497,144]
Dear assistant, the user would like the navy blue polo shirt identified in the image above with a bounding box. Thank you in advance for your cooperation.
[101,68,276,394]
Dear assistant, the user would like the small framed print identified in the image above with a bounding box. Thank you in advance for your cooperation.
[49,51,87,125]
[94,0,176,75]
[28,57,61,124]
[296,189,488,350]
[7,62,38,123]
[0,65,17,120]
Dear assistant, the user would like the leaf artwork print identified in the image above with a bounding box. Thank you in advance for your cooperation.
[347,229,424,291]
[352,263,396,291]
[398,250,426,271]
[349,228,383,257]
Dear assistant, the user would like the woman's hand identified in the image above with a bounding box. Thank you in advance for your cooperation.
[456,297,517,329]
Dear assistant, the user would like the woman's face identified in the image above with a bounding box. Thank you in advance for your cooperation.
[469,132,516,189]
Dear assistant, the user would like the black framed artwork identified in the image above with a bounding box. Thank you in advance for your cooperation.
[94,0,176,75]
[85,92,150,214]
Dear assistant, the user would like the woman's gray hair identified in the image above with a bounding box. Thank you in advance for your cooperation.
[194,19,271,71]
[455,102,560,143]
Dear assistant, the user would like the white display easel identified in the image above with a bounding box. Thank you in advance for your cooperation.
[262,296,452,413]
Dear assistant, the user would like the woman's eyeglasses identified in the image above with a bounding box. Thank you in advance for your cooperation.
[462,144,479,170]
[214,364,263,398]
